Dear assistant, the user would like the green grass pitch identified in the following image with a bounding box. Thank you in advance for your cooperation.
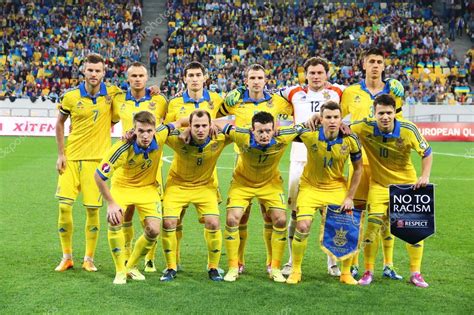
[0,137,473,313]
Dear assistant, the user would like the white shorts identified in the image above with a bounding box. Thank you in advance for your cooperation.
[288,160,306,211]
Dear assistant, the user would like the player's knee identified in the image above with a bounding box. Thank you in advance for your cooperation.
[204,217,220,230]
[163,219,177,230]
[144,219,161,238]
[272,213,287,228]
[296,220,311,234]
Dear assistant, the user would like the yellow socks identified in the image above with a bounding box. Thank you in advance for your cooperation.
[407,241,424,273]
[291,229,309,274]
[263,223,273,266]
[238,224,248,266]
[145,242,157,262]
[176,224,183,266]
[340,257,358,285]
[363,215,383,272]
[108,225,126,273]
[122,221,134,261]
[85,207,100,258]
[271,226,287,269]
[381,221,394,266]
[224,225,240,268]
[127,234,156,268]
[162,228,177,270]
[204,228,222,269]
[58,202,73,256]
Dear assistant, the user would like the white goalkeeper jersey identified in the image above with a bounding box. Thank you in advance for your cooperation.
[278,84,344,162]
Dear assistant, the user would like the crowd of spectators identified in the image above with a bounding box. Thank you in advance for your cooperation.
[1,0,144,102]
[163,0,473,104]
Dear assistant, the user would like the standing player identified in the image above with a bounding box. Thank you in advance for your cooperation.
[286,101,363,285]
[218,64,293,274]
[94,111,173,284]
[164,61,224,271]
[160,110,230,282]
[220,112,301,283]
[278,57,344,277]
[351,94,432,288]
[54,53,122,272]
[341,47,405,279]
[113,62,168,273]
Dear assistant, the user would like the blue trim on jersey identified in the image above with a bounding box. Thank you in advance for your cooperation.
[249,132,276,151]
[133,137,158,159]
[126,88,152,107]
[359,80,391,100]
[183,89,211,108]
[373,119,401,138]
[350,152,362,162]
[423,147,432,158]
[318,126,343,151]
[96,169,108,181]
[242,90,272,105]
[79,82,108,104]
[190,136,211,152]
[223,123,233,135]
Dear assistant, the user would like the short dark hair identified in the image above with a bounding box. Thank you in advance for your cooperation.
[363,47,385,59]
[373,94,396,109]
[84,53,105,66]
[320,101,341,115]
[184,61,206,77]
[245,64,265,78]
[189,109,211,125]
[133,111,156,126]
[128,61,147,70]
[252,111,274,128]
[303,57,329,73]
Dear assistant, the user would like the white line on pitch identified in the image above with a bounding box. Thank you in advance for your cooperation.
[434,152,474,159]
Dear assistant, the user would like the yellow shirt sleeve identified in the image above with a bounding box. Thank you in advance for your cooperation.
[96,141,130,181]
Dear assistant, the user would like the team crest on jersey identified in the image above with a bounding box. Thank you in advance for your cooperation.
[323,91,331,100]
[120,103,126,111]
[211,142,219,151]
[76,101,84,110]
[311,144,318,152]
[396,138,405,149]
[148,102,156,110]
[266,99,273,108]
[240,145,250,153]
[105,95,112,104]
[179,106,186,115]
[340,144,349,155]
[101,163,110,173]
[208,100,214,110]
[354,95,361,103]
[333,227,348,247]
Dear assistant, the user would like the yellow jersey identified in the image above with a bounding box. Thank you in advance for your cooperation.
[58,82,122,160]
[299,127,362,190]
[164,89,223,123]
[223,124,300,188]
[341,80,403,122]
[113,88,168,132]
[219,91,293,128]
[350,118,431,187]
[96,124,171,188]
[166,131,232,187]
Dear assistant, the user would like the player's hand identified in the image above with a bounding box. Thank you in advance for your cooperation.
[225,86,246,107]
[413,176,429,190]
[388,79,405,97]
[174,88,184,97]
[121,129,135,143]
[178,127,191,144]
[340,123,352,135]
[210,122,219,139]
[341,197,354,212]
[148,85,161,96]
[305,113,320,131]
[107,203,123,226]
[56,154,67,175]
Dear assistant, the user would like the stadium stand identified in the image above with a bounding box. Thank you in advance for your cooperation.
[0,0,144,102]
[164,1,473,104]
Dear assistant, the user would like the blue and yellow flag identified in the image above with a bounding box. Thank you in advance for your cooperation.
[320,205,364,261]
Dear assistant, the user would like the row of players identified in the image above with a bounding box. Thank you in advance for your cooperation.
[54,49,431,287]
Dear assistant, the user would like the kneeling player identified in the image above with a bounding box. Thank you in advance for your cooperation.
[351,94,432,287]
[95,111,172,284]
[287,101,363,285]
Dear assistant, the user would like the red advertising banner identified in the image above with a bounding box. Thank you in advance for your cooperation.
[415,122,474,142]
